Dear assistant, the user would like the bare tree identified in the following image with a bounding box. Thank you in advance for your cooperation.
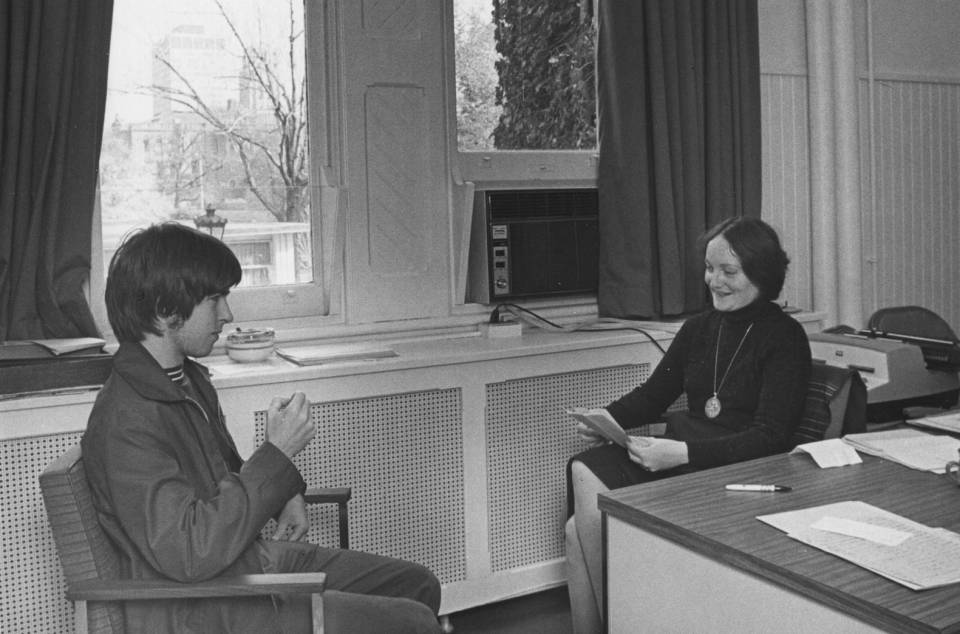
[147,0,308,224]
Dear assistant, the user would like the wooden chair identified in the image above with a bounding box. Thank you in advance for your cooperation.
[40,444,352,634]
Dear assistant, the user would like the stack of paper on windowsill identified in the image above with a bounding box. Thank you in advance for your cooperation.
[275,342,398,366]
[842,428,960,474]
[31,337,107,356]
[759,501,960,590]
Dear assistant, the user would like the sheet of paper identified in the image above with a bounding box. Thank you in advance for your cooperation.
[811,516,912,546]
[758,500,878,535]
[566,408,630,448]
[907,410,960,434]
[30,337,106,355]
[791,438,862,468]
[843,429,960,473]
[275,343,398,366]
[759,500,960,590]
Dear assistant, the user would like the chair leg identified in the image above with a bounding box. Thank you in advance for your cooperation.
[338,502,349,549]
[74,600,89,634]
[311,592,324,634]
[440,614,454,633]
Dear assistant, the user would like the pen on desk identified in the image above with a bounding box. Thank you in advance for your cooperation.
[725,483,792,492]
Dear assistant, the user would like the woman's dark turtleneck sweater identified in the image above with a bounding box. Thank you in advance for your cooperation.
[606,300,811,469]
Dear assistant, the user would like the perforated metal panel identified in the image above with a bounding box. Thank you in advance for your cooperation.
[485,364,651,573]
[2,432,82,634]
[255,388,466,584]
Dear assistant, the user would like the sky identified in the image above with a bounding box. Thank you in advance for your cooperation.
[105,0,294,123]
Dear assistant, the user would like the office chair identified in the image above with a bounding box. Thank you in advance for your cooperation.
[40,444,351,634]
[791,362,867,447]
[867,305,959,344]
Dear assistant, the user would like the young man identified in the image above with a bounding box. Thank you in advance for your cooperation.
[82,223,441,633]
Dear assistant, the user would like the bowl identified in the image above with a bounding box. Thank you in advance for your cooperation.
[225,327,276,363]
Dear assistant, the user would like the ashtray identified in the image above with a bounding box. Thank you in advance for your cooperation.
[225,327,276,363]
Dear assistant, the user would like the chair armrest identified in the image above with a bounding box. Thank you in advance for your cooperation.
[66,572,326,602]
[303,487,351,505]
[303,487,351,550]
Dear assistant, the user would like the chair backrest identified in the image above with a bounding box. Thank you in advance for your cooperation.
[791,362,867,447]
[867,305,960,343]
[39,444,125,634]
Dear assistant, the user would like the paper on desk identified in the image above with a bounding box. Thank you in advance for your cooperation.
[843,428,960,473]
[907,410,960,435]
[759,500,960,590]
[791,438,862,468]
[811,517,911,546]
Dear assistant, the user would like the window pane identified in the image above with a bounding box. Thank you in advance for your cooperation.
[100,0,312,288]
[454,0,597,151]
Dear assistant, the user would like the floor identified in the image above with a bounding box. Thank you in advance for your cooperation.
[443,586,573,634]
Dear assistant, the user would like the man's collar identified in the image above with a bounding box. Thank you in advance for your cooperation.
[113,341,211,402]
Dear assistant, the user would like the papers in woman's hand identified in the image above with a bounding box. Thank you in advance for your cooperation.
[566,407,630,448]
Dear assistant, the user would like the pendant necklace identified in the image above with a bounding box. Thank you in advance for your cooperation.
[705,321,754,419]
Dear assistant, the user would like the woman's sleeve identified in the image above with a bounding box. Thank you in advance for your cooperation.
[686,320,811,469]
[606,323,692,429]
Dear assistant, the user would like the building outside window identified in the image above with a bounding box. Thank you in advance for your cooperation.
[99,0,312,293]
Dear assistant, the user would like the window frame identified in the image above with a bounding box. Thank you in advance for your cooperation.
[90,0,338,339]
[449,0,599,187]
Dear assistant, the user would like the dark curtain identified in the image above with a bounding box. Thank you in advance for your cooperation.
[0,0,113,340]
[596,0,761,319]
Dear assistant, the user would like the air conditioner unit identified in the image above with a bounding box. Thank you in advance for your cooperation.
[466,188,599,304]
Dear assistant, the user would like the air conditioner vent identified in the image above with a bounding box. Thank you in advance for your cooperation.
[487,188,598,221]
[466,187,599,303]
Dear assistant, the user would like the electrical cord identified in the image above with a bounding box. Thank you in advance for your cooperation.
[489,303,669,355]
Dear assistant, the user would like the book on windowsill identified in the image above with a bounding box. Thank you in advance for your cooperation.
[31,337,107,356]
[275,342,398,366]
[0,338,107,362]
[0,338,112,397]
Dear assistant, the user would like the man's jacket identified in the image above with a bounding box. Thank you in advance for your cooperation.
[82,341,305,633]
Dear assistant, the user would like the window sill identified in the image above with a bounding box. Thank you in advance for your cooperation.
[1,309,825,411]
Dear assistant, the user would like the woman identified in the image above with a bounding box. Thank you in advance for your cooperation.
[565,217,811,633]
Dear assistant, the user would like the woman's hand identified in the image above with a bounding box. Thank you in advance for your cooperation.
[574,421,608,448]
[625,437,689,472]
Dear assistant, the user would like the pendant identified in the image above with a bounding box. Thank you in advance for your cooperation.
[705,394,721,419]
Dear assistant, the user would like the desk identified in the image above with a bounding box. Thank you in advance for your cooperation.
[599,453,960,633]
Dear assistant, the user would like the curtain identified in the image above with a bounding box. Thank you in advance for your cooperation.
[0,0,113,340]
[596,0,761,319]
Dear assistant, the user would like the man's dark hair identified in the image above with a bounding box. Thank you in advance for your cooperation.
[700,217,790,301]
[106,223,242,342]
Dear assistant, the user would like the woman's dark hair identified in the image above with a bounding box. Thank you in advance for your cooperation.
[699,217,789,301]
[106,223,242,342]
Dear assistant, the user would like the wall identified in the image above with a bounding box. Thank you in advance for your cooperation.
[857,0,960,331]
[757,0,960,331]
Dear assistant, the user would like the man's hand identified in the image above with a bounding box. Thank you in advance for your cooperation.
[265,391,315,459]
[625,436,689,472]
[273,494,310,541]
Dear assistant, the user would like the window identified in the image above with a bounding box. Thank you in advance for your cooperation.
[97,0,324,326]
[453,0,598,182]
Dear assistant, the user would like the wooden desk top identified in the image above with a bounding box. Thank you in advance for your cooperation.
[599,453,960,634]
